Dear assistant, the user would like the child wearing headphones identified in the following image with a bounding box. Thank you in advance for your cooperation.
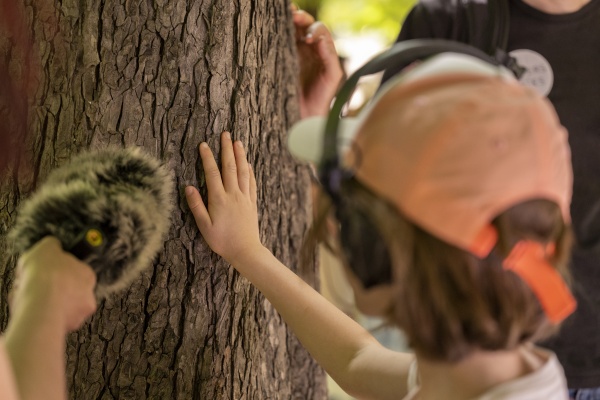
[185,52,575,399]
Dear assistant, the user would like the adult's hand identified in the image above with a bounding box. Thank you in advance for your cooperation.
[12,236,97,333]
[4,236,97,400]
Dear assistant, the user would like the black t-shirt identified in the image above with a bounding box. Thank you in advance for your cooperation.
[389,0,600,388]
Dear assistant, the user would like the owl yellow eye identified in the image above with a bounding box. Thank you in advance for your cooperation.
[85,229,104,247]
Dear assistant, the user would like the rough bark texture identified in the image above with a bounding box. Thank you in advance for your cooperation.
[0,0,327,398]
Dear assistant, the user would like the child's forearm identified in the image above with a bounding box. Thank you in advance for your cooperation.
[230,245,411,398]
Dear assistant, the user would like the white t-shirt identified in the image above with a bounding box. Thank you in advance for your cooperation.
[403,347,568,400]
[0,339,19,400]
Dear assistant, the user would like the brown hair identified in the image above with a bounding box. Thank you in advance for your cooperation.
[305,179,572,362]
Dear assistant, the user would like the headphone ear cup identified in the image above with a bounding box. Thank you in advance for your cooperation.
[336,199,393,289]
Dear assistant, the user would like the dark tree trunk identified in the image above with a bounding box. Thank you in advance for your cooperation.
[0,0,327,398]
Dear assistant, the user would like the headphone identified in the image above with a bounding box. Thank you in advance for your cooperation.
[319,39,522,288]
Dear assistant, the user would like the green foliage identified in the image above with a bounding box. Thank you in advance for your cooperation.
[295,0,416,44]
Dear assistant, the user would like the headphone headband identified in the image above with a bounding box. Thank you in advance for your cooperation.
[320,39,507,197]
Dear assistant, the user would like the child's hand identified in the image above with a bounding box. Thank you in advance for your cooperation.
[186,132,263,265]
[292,5,344,118]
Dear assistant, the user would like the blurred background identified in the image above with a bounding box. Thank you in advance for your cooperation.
[294,1,415,398]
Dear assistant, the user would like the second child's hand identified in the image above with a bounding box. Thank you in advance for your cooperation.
[292,5,344,118]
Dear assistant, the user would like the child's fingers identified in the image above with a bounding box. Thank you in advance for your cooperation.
[185,186,212,231]
[219,132,239,192]
[199,142,225,198]
[293,10,316,43]
[304,21,329,44]
[293,9,315,29]
[316,32,340,72]
[234,141,250,195]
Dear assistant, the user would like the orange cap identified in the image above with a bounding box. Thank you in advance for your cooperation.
[350,73,572,256]
[288,53,575,322]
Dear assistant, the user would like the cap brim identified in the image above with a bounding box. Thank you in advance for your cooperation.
[287,116,362,165]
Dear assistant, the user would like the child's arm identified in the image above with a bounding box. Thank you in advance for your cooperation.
[185,132,413,400]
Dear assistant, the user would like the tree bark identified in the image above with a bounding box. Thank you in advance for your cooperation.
[0,0,327,398]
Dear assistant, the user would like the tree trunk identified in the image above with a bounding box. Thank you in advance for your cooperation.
[0,0,327,398]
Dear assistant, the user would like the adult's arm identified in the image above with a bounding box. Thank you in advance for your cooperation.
[4,237,97,400]
[0,339,19,400]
